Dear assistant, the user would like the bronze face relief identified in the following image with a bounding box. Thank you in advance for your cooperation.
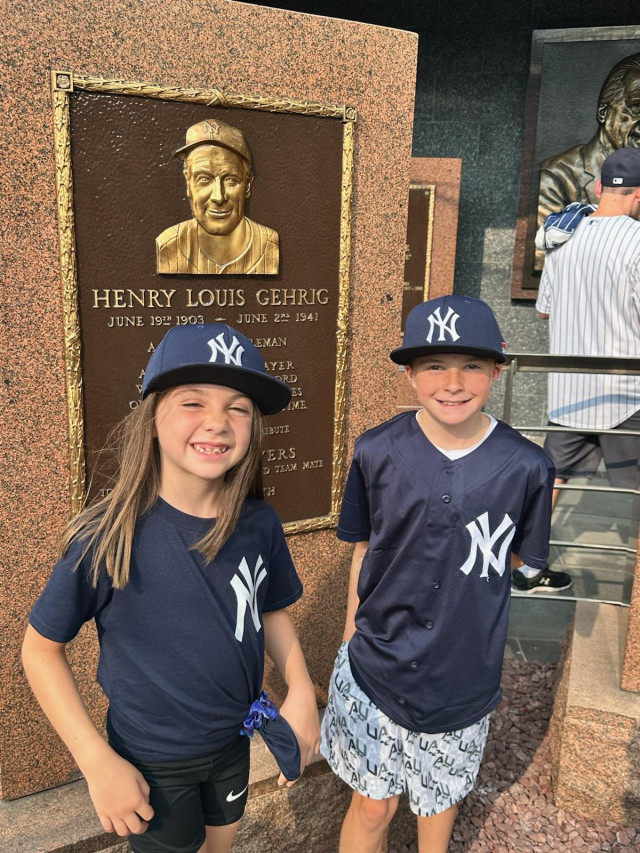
[156,119,280,275]
[536,52,640,270]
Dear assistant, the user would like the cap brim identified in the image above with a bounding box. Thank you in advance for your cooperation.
[142,364,291,415]
[174,140,251,164]
[390,345,506,364]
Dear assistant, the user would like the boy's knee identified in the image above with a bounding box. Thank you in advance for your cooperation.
[351,792,398,829]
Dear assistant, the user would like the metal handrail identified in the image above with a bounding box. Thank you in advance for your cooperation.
[502,353,639,603]
[503,353,640,498]
[549,540,636,554]
[503,353,640,428]
[504,353,640,374]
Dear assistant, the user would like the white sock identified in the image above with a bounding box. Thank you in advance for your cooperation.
[517,564,543,579]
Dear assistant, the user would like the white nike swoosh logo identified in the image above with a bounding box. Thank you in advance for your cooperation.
[226,784,248,802]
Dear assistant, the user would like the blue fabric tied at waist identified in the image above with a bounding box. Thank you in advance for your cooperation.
[239,690,301,781]
[240,690,279,737]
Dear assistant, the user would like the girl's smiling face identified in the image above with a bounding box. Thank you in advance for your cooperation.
[154,384,254,498]
[405,352,501,435]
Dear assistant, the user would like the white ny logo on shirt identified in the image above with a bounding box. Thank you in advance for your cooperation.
[230,555,267,641]
[458,513,516,578]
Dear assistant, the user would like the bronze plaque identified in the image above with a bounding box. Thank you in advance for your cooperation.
[512,27,640,299]
[51,73,355,531]
[401,183,435,329]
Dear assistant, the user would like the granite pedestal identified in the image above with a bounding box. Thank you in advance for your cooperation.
[549,601,640,824]
[0,1,417,849]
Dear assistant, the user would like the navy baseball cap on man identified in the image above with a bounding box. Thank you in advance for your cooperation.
[142,324,292,415]
[390,295,507,364]
[600,147,640,187]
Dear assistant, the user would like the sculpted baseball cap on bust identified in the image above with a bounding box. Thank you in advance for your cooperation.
[175,118,252,165]
[142,324,291,415]
[390,295,507,364]
[600,147,640,187]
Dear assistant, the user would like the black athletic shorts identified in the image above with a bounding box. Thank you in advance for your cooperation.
[126,734,250,853]
[544,409,640,489]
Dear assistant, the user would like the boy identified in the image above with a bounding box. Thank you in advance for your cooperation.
[321,295,554,852]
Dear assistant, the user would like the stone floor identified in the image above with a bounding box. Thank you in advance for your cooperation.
[389,659,640,853]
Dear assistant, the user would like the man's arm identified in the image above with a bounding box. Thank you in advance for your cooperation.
[22,625,153,836]
[342,541,369,642]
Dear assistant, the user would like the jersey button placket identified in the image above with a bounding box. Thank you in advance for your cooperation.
[437,462,459,519]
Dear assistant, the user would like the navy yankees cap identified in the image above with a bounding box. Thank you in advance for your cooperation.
[142,324,292,414]
[600,147,640,187]
[390,295,507,364]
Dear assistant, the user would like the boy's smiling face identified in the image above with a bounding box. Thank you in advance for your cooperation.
[405,352,501,436]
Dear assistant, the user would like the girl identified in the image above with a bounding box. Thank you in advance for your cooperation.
[22,323,320,853]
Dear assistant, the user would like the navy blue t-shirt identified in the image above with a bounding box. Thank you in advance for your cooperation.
[338,412,554,733]
[29,498,302,762]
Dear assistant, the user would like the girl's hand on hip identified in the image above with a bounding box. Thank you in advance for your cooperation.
[85,749,154,836]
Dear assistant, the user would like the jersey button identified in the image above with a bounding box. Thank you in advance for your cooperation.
[397,696,407,705]
[409,660,419,670]
[442,494,451,503]
[425,620,434,629]
[432,581,441,590]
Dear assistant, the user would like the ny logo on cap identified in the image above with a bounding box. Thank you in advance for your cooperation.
[202,120,220,139]
[208,333,245,366]
[458,512,516,578]
[426,306,460,343]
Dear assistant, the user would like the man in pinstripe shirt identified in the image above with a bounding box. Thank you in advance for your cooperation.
[536,147,640,517]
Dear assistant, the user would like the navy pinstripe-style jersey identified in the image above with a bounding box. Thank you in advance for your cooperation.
[536,215,640,429]
[338,412,554,733]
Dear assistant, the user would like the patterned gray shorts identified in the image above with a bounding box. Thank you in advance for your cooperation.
[320,642,490,817]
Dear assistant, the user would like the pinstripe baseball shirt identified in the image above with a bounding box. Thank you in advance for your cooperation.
[536,215,640,430]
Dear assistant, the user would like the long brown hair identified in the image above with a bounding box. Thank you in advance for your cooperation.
[60,391,264,589]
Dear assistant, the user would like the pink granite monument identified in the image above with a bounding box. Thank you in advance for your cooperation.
[395,157,461,412]
[0,2,417,850]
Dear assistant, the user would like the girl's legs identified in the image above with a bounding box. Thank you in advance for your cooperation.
[200,820,242,853]
[339,791,399,853]
[127,736,249,853]
[416,803,458,853]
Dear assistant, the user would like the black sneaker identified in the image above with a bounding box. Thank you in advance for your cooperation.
[511,567,572,594]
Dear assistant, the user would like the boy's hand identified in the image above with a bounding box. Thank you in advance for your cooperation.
[84,749,154,836]
[276,687,320,788]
